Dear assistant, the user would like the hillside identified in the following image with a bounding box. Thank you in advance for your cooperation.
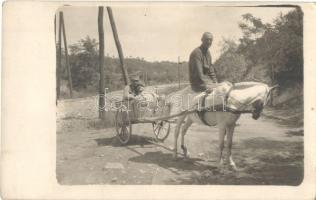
[59,41,189,99]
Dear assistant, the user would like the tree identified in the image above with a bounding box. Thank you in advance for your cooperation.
[214,38,248,83]
[236,8,303,87]
[69,36,99,90]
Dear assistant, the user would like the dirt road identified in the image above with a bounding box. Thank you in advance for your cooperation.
[57,97,303,185]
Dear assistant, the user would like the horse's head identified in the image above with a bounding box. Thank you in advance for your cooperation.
[251,99,264,120]
[251,84,279,120]
[226,82,276,119]
[265,84,279,105]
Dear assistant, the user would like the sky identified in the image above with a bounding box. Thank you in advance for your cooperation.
[57,6,294,62]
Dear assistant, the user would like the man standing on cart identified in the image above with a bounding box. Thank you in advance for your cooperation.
[189,32,218,93]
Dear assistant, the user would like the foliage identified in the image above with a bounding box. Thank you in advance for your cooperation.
[68,36,99,89]
[214,7,303,88]
[214,38,248,83]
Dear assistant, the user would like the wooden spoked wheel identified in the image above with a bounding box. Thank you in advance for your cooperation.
[115,108,132,145]
[152,121,170,142]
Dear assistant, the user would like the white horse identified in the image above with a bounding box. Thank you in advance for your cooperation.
[167,81,277,170]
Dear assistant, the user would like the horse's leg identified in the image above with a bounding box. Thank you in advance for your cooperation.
[226,125,237,170]
[180,117,193,158]
[218,125,227,167]
[173,114,186,159]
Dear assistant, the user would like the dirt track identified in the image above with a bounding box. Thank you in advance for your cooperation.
[56,97,303,185]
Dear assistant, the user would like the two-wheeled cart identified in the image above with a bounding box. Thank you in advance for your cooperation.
[115,98,173,144]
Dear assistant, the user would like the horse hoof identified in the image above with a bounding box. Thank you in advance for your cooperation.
[230,165,238,171]
[181,145,188,154]
[183,155,190,161]
[183,151,190,158]
[228,162,238,171]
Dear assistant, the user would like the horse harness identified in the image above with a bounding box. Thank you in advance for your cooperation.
[196,84,253,126]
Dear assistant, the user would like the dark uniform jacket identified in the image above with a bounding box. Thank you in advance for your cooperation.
[189,45,217,92]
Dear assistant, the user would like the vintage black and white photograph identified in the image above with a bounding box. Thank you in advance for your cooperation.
[56,5,304,185]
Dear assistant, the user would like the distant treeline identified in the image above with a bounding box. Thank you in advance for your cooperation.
[58,36,188,94]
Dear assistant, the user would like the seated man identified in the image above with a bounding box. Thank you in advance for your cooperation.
[123,72,164,102]
[123,75,146,100]
[189,32,218,93]
[123,73,164,118]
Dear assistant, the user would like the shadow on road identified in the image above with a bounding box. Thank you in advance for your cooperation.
[170,137,304,185]
[285,129,304,137]
[94,135,157,147]
[129,151,217,174]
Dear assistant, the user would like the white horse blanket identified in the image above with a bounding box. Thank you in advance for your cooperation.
[167,81,270,116]
[226,82,270,110]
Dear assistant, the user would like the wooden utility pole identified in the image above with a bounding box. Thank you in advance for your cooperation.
[143,71,145,84]
[57,12,62,101]
[178,56,181,89]
[144,71,148,85]
[107,7,130,86]
[270,64,275,106]
[60,12,73,98]
[98,6,106,119]
[55,14,57,105]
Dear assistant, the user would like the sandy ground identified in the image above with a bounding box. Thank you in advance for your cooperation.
[56,97,303,185]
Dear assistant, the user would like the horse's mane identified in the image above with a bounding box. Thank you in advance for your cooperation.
[232,82,266,90]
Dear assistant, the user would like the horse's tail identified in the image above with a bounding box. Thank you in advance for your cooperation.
[269,84,279,91]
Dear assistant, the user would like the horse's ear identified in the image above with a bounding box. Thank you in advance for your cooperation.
[269,84,279,91]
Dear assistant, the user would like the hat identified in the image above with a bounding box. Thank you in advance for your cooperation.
[131,76,140,81]
[130,71,142,81]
